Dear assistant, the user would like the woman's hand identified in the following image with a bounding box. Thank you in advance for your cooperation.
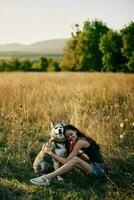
[42,143,52,155]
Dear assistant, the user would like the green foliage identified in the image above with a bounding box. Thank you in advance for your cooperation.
[99,30,125,72]
[47,58,60,71]
[39,57,48,71]
[61,20,109,71]
[0,60,8,71]
[82,20,109,71]
[127,51,134,72]
[7,57,20,71]
[60,32,84,71]
[19,58,32,71]
[60,19,134,73]
[121,22,134,71]
[121,22,134,58]
[32,62,41,71]
[32,57,48,71]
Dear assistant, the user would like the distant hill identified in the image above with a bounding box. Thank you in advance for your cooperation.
[0,39,68,55]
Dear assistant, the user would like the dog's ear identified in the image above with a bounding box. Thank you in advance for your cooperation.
[61,120,65,126]
[51,121,55,128]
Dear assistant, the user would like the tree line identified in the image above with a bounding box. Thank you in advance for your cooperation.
[0,57,60,72]
[0,19,134,72]
[61,20,134,72]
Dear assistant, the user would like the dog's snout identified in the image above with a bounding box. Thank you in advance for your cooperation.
[59,129,62,134]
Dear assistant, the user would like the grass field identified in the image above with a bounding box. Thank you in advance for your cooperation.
[0,72,134,200]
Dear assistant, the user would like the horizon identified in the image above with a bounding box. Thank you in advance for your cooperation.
[0,38,68,46]
[0,0,134,45]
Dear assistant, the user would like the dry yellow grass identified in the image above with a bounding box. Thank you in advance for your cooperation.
[0,72,134,154]
[0,72,134,199]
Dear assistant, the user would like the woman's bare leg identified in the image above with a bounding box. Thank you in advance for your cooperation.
[44,156,93,180]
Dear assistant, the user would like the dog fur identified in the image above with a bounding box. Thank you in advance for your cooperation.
[33,121,67,180]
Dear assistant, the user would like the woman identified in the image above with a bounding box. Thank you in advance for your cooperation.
[30,124,105,186]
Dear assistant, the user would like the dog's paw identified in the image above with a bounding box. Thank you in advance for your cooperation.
[57,176,64,181]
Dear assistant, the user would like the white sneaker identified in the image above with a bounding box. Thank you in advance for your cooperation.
[30,175,50,186]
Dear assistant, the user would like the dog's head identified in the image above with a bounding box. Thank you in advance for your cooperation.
[50,121,66,142]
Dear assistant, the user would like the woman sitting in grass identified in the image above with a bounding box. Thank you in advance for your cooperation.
[30,124,106,186]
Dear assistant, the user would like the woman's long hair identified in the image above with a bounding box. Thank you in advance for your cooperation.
[64,124,100,149]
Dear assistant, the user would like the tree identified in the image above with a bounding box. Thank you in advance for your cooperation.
[99,30,125,72]
[32,62,41,71]
[60,20,109,71]
[60,25,84,71]
[47,58,60,71]
[121,22,134,72]
[127,51,134,72]
[19,58,32,71]
[81,20,109,71]
[7,57,20,71]
[0,60,8,71]
[39,57,48,71]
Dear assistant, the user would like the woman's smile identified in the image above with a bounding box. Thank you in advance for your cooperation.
[65,130,78,141]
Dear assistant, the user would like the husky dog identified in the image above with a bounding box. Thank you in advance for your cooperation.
[33,121,67,181]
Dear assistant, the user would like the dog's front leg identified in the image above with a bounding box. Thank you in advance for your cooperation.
[53,159,64,181]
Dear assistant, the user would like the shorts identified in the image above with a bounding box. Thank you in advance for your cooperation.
[92,162,105,177]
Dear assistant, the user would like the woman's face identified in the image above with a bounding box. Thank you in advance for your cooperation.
[65,130,78,141]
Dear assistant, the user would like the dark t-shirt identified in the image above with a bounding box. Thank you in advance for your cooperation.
[80,138,104,163]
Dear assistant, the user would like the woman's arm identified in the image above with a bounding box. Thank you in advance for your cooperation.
[66,139,89,161]
[49,152,67,164]
[44,139,90,164]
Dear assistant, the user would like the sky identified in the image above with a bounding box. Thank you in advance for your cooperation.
[0,0,134,45]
